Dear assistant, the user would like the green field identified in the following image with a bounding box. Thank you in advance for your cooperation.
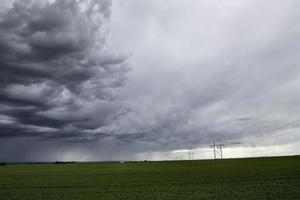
[0,156,300,200]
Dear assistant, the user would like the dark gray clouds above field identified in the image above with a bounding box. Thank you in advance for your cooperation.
[0,0,300,161]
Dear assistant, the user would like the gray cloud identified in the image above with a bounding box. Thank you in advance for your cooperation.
[0,0,129,146]
[105,0,300,154]
[1,0,300,162]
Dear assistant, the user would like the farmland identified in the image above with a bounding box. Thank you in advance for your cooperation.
[0,156,299,200]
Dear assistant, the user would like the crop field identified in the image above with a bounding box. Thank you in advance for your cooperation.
[0,156,300,200]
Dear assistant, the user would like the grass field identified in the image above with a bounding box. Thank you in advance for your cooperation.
[0,156,300,200]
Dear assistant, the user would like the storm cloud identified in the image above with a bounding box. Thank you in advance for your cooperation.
[0,0,300,161]
[0,0,128,143]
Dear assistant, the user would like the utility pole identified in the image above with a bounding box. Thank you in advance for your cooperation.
[188,152,195,160]
[210,142,225,160]
[210,142,216,160]
[216,144,225,159]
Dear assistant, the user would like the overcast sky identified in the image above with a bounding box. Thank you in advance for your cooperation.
[0,0,300,162]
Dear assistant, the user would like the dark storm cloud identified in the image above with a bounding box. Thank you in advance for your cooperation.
[1,0,300,162]
[0,0,129,143]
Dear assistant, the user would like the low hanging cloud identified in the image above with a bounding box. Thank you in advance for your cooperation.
[0,0,129,142]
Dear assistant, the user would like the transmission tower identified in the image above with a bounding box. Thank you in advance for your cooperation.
[216,144,225,159]
[210,142,217,160]
[188,152,195,160]
[210,142,225,159]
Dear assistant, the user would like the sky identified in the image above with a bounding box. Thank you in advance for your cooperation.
[0,0,299,162]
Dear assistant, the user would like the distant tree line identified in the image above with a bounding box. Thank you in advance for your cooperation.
[54,161,76,164]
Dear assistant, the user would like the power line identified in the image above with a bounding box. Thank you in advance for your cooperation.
[229,119,300,146]
[255,119,300,139]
